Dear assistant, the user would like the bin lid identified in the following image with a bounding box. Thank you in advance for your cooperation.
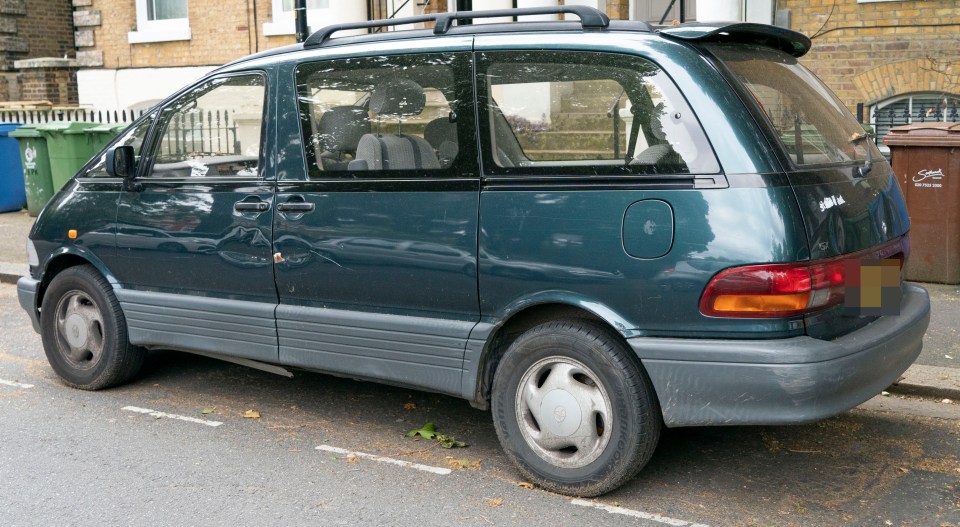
[8,124,42,138]
[883,122,960,147]
[88,122,128,133]
[0,123,21,136]
[35,121,98,135]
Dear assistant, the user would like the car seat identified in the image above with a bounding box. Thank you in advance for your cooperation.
[349,78,440,171]
[316,105,370,171]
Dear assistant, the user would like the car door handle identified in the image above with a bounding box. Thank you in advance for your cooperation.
[234,201,270,212]
[277,202,315,212]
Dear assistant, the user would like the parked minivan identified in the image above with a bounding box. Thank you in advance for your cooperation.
[18,6,930,496]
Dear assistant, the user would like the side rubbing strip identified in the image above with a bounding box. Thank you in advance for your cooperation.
[115,289,278,362]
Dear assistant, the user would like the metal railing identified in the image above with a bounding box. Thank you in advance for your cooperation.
[158,109,241,158]
[0,106,241,157]
[869,101,960,146]
[0,108,146,125]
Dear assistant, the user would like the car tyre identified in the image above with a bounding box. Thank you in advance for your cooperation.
[40,265,146,390]
[491,319,661,497]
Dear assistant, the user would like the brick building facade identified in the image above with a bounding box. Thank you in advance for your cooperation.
[74,0,296,70]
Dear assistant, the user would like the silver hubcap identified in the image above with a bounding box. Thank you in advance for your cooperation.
[515,357,612,468]
[55,290,105,370]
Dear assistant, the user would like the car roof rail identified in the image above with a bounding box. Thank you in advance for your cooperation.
[303,5,612,49]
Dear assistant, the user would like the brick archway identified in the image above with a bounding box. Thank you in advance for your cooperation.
[854,58,955,105]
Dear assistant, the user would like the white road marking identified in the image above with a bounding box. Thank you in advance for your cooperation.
[122,406,223,427]
[571,499,711,527]
[0,379,34,389]
[316,444,452,475]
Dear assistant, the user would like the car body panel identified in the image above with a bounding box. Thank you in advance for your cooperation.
[478,186,810,339]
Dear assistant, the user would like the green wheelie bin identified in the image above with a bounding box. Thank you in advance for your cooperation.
[9,124,54,217]
[86,122,129,153]
[37,122,98,191]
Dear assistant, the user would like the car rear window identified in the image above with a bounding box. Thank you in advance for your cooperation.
[707,43,879,168]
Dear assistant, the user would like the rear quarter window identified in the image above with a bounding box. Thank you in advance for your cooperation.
[706,43,880,168]
[476,50,719,176]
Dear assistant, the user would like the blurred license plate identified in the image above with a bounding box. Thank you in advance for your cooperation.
[844,258,902,316]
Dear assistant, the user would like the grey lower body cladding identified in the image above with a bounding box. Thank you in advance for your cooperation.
[114,289,475,396]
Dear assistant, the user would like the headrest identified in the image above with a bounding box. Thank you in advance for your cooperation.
[369,78,426,117]
[317,106,369,152]
[424,117,456,148]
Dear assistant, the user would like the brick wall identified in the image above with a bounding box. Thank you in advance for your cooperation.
[780,0,960,111]
[0,0,74,71]
[606,1,629,20]
[20,64,78,104]
[21,0,74,59]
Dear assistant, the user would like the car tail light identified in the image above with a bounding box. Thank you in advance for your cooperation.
[700,238,907,318]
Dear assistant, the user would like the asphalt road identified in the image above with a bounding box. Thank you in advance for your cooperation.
[1,283,958,527]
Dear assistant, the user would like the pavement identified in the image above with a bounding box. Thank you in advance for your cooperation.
[1,210,958,401]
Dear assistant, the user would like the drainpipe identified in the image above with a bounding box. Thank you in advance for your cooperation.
[295,0,308,42]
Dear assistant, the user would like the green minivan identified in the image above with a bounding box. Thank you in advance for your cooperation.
[18,6,930,496]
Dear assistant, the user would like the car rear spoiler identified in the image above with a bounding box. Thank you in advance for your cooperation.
[659,22,811,58]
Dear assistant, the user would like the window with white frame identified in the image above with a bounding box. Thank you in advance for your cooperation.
[128,0,191,44]
[263,0,330,36]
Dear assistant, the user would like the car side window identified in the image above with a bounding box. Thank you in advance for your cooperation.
[83,112,157,178]
[145,73,266,179]
[477,51,719,176]
[295,52,474,179]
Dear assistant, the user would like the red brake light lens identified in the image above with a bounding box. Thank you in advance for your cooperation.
[700,263,817,318]
[700,239,906,318]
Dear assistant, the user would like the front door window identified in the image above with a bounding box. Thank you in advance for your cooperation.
[147,74,266,179]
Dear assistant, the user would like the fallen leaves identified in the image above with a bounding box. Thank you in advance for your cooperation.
[407,422,437,440]
[515,481,534,490]
[406,422,468,448]
[446,458,481,470]
[346,455,359,464]
[486,498,503,507]
[403,402,417,411]
[436,433,466,449]
[200,407,216,415]
[243,409,261,419]
[760,431,781,453]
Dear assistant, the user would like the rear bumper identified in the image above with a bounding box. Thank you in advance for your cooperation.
[629,284,930,427]
[17,276,41,333]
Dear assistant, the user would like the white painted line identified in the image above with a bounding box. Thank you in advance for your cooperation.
[571,499,711,527]
[0,379,34,389]
[122,406,223,427]
[316,444,452,475]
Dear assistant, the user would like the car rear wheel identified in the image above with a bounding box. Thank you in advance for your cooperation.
[491,319,661,497]
[40,265,145,390]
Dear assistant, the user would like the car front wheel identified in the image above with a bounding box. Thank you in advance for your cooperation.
[40,265,145,390]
